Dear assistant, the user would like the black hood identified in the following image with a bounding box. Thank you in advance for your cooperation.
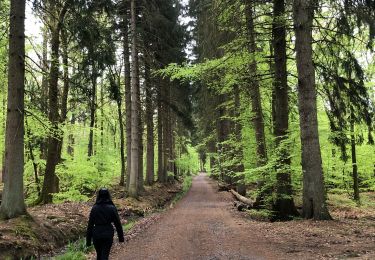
[95,188,114,205]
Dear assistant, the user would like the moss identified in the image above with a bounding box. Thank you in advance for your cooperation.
[12,216,38,243]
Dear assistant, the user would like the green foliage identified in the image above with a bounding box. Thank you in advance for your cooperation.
[175,143,200,174]
[54,238,91,260]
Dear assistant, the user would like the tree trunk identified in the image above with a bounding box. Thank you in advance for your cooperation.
[162,82,171,181]
[117,98,126,191]
[244,0,267,166]
[293,0,331,220]
[123,6,131,188]
[56,28,69,165]
[26,119,40,196]
[272,0,298,218]
[0,0,27,218]
[128,0,140,197]
[67,113,75,157]
[88,68,97,158]
[40,3,69,204]
[157,81,165,182]
[233,85,246,196]
[145,59,154,185]
[350,111,360,202]
[138,90,144,191]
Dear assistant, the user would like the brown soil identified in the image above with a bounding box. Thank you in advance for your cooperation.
[110,173,375,260]
[0,181,181,259]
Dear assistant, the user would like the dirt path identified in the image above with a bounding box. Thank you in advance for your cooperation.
[111,173,279,260]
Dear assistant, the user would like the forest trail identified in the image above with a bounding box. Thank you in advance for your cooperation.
[110,173,279,260]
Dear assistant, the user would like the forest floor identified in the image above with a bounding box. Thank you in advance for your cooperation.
[0,180,183,259]
[108,173,375,260]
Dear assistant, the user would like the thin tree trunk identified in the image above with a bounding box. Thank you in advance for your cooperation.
[129,0,140,197]
[88,67,97,158]
[234,85,246,196]
[145,59,154,185]
[162,82,170,181]
[67,113,75,157]
[293,0,331,220]
[123,6,131,188]
[26,119,40,196]
[40,25,49,161]
[272,0,298,218]
[157,81,165,182]
[0,0,27,218]
[117,98,126,191]
[350,110,360,202]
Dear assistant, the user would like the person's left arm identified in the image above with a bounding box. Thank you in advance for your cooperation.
[113,206,124,243]
[86,208,95,247]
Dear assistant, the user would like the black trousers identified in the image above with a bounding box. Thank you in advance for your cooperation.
[93,237,113,260]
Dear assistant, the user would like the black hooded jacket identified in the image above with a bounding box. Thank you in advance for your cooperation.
[86,189,124,246]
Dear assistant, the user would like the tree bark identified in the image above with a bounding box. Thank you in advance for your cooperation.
[117,98,126,192]
[350,110,360,202]
[272,0,298,218]
[244,0,267,166]
[67,113,75,157]
[0,0,27,218]
[123,5,131,188]
[233,85,246,196]
[40,2,69,204]
[157,81,165,182]
[56,28,69,165]
[145,59,154,185]
[293,0,331,220]
[128,0,140,197]
[88,66,97,158]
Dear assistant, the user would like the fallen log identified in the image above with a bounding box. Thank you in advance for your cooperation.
[230,189,253,207]
[233,201,251,211]
[218,182,232,192]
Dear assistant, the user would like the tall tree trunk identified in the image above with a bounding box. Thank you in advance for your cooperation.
[138,105,144,191]
[40,3,69,204]
[56,28,69,166]
[129,0,140,197]
[123,6,131,188]
[100,83,104,149]
[25,119,40,196]
[0,0,27,218]
[244,0,267,166]
[117,98,126,191]
[350,110,360,202]
[234,85,246,196]
[40,25,49,160]
[88,67,97,158]
[67,113,75,157]
[272,0,298,218]
[162,83,170,181]
[157,81,165,182]
[145,60,154,185]
[293,0,331,220]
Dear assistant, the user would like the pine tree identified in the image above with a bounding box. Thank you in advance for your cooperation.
[0,0,27,219]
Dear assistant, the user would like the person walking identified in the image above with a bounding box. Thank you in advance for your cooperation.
[87,188,124,260]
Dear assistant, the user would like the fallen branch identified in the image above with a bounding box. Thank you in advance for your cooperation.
[230,189,253,207]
